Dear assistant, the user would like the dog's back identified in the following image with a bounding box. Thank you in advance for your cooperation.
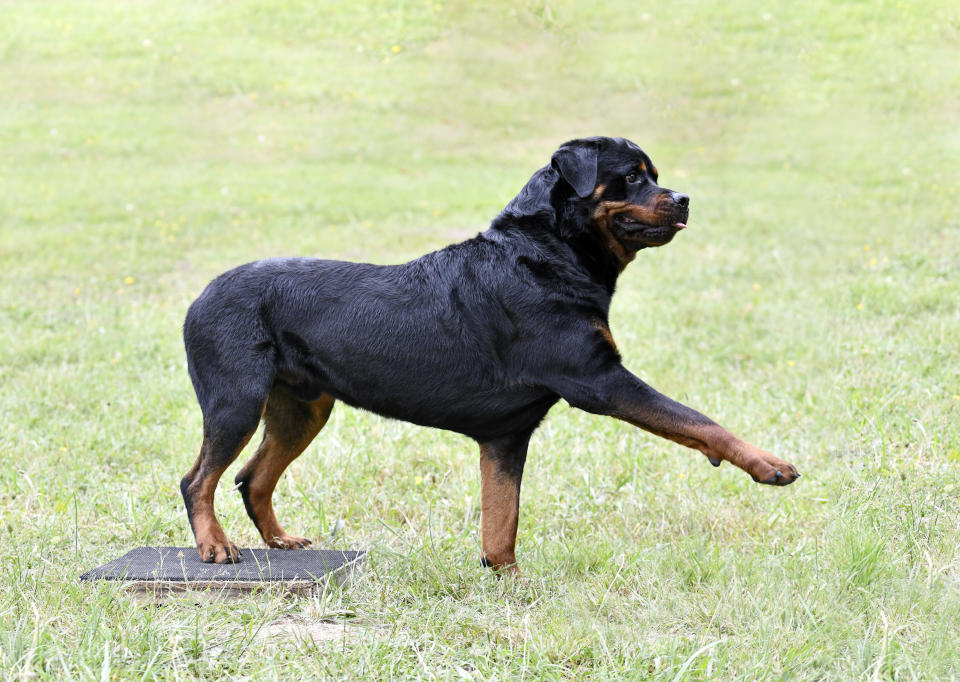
[184,241,562,441]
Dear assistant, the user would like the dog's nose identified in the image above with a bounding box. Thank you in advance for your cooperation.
[671,192,690,207]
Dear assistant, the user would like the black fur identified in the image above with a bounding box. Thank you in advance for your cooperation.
[181,137,800,567]
[185,137,690,436]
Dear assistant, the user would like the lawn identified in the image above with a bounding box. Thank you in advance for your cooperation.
[1,0,959,678]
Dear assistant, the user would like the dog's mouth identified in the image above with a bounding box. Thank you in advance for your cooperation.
[613,214,687,230]
[612,212,688,247]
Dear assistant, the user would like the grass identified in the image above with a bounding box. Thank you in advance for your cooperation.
[1,0,959,678]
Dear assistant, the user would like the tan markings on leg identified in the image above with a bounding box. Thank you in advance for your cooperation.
[190,430,256,563]
[236,393,334,548]
[702,427,799,485]
[618,417,799,485]
[192,468,236,561]
[479,446,521,574]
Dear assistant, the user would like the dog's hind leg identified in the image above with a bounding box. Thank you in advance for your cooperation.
[181,329,276,563]
[477,430,534,576]
[234,388,335,549]
[181,393,268,564]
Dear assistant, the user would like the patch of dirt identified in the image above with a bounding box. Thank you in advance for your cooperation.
[255,617,382,645]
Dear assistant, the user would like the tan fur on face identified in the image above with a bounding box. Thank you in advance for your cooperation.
[591,200,657,270]
[591,195,677,269]
[594,200,662,226]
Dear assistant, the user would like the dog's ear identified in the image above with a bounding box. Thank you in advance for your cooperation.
[503,165,555,216]
[551,140,599,198]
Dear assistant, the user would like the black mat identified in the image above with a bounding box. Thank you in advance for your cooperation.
[80,547,364,583]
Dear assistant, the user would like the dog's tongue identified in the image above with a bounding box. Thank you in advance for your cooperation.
[674,222,687,229]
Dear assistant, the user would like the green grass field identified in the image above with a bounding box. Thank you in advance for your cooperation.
[2,0,959,678]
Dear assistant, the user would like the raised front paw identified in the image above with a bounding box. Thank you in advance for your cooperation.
[748,450,801,486]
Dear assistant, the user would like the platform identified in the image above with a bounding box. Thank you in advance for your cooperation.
[80,546,365,598]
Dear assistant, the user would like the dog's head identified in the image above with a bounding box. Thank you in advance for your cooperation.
[503,137,690,267]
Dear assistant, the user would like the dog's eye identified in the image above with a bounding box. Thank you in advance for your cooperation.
[625,172,640,184]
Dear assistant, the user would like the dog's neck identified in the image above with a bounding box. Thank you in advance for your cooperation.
[555,200,638,295]
[495,170,639,296]
[488,210,627,301]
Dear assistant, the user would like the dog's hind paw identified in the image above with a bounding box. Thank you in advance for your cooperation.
[198,540,242,564]
[266,534,312,550]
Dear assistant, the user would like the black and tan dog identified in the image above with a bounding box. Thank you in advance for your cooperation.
[181,136,799,572]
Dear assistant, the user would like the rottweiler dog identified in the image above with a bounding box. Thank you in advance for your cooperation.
[181,136,800,571]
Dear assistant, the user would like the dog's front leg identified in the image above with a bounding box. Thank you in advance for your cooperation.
[557,365,800,485]
[477,431,533,575]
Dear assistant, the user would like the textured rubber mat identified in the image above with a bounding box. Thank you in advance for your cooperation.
[80,547,364,583]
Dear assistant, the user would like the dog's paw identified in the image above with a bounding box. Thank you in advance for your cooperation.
[748,451,800,486]
[198,540,243,563]
[266,534,312,550]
